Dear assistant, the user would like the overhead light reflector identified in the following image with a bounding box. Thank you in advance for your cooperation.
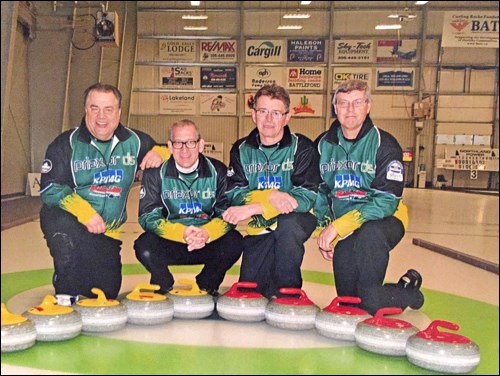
[415,1,429,4]
[375,24,402,30]
[277,25,303,30]
[283,13,310,19]
[190,1,201,6]
[182,14,208,20]
[300,1,312,4]
[184,25,208,30]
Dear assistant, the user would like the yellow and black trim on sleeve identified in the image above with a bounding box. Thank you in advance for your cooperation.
[152,145,171,161]
[156,220,187,243]
[202,218,232,243]
[245,189,280,220]
[60,193,97,226]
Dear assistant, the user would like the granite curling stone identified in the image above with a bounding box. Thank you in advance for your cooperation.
[167,279,214,319]
[406,320,480,374]
[120,283,174,325]
[265,288,319,330]
[354,307,419,356]
[216,281,268,322]
[73,288,128,332]
[22,295,82,342]
[1,303,37,352]
[315,296,371,341]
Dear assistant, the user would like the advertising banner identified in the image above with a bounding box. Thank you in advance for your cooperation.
[245,40,285,63]
[334,40,374,63]
[290,94,323,117]
[332,68,372,89]
[200,39,238,62]
[159,93,197,115]
[159,40,196,62]
[200,67,236,88]
[442,11,499,48]
[160,66,198,89]
[287,39,326,62]
[376,68,415,89]
[199,94,237,116]
[376,40,418,63]
[286,67,324,90]
[245,66,285,89]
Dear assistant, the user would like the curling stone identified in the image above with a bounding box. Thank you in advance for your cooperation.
[354,307,419,356]
[1,303,37,352]
[73,288,128,332]
[265,288,319,330]
[216,281,268,322]
[406,320,480,374]
[315,296,371,341]
[167,279,214,319]
[120,283,174,325]
[22,295,82,342]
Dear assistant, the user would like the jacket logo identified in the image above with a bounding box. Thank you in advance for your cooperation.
[258,175,282,189]
[334,174,361,189]
[179,202,203,215]
[122,152,136,166]
[41,159,52,173]
[93,169,123,184]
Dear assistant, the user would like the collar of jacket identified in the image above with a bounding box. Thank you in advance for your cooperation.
[77,118,131,143]
[245,125,293,149]
[164,154,212,179]
[324,115,374,145]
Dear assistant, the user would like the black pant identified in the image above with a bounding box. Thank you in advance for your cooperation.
[39,205,123,299]
[332,216,412,315]
[239,212,317,298]
[134,229,243,293]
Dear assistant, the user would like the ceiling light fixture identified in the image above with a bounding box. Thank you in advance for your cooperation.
[375,24,402,30]
[277,25,303,30]
[283,13,310,19]
[190,1,201,6]
[388,14,416,19]
[300,1,312,4]
[184,25,208,30]
[415,1,429,4]
[182,14,208,20]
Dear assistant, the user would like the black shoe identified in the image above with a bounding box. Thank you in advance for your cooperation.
[409,289,425,310]
[398,269,423,289]
[158,286,173,295]
[200,288,219,297]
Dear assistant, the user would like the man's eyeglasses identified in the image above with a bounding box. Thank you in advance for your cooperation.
[336,98,368,109]
[170,140,199,149]
[255,108,289,120]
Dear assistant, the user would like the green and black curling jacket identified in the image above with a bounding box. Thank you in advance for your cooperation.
[313,115,408,242]
[40,120,168,238]
[138,154,233,244]
[226,125,319,235]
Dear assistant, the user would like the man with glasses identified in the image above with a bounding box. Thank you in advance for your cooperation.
[314,79,424,315]
[134,119,242,296]
[223,84,319,299]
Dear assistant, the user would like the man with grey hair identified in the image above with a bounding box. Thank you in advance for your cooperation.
[224,84,319,299]
[134,119,242,296]
[313,79,424,315]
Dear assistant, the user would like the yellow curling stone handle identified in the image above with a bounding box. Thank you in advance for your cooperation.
[27,295,74,315]
[2,303,28,324]
[170,279,207,296]
[77,288,120,307]
[126,283,166,301]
